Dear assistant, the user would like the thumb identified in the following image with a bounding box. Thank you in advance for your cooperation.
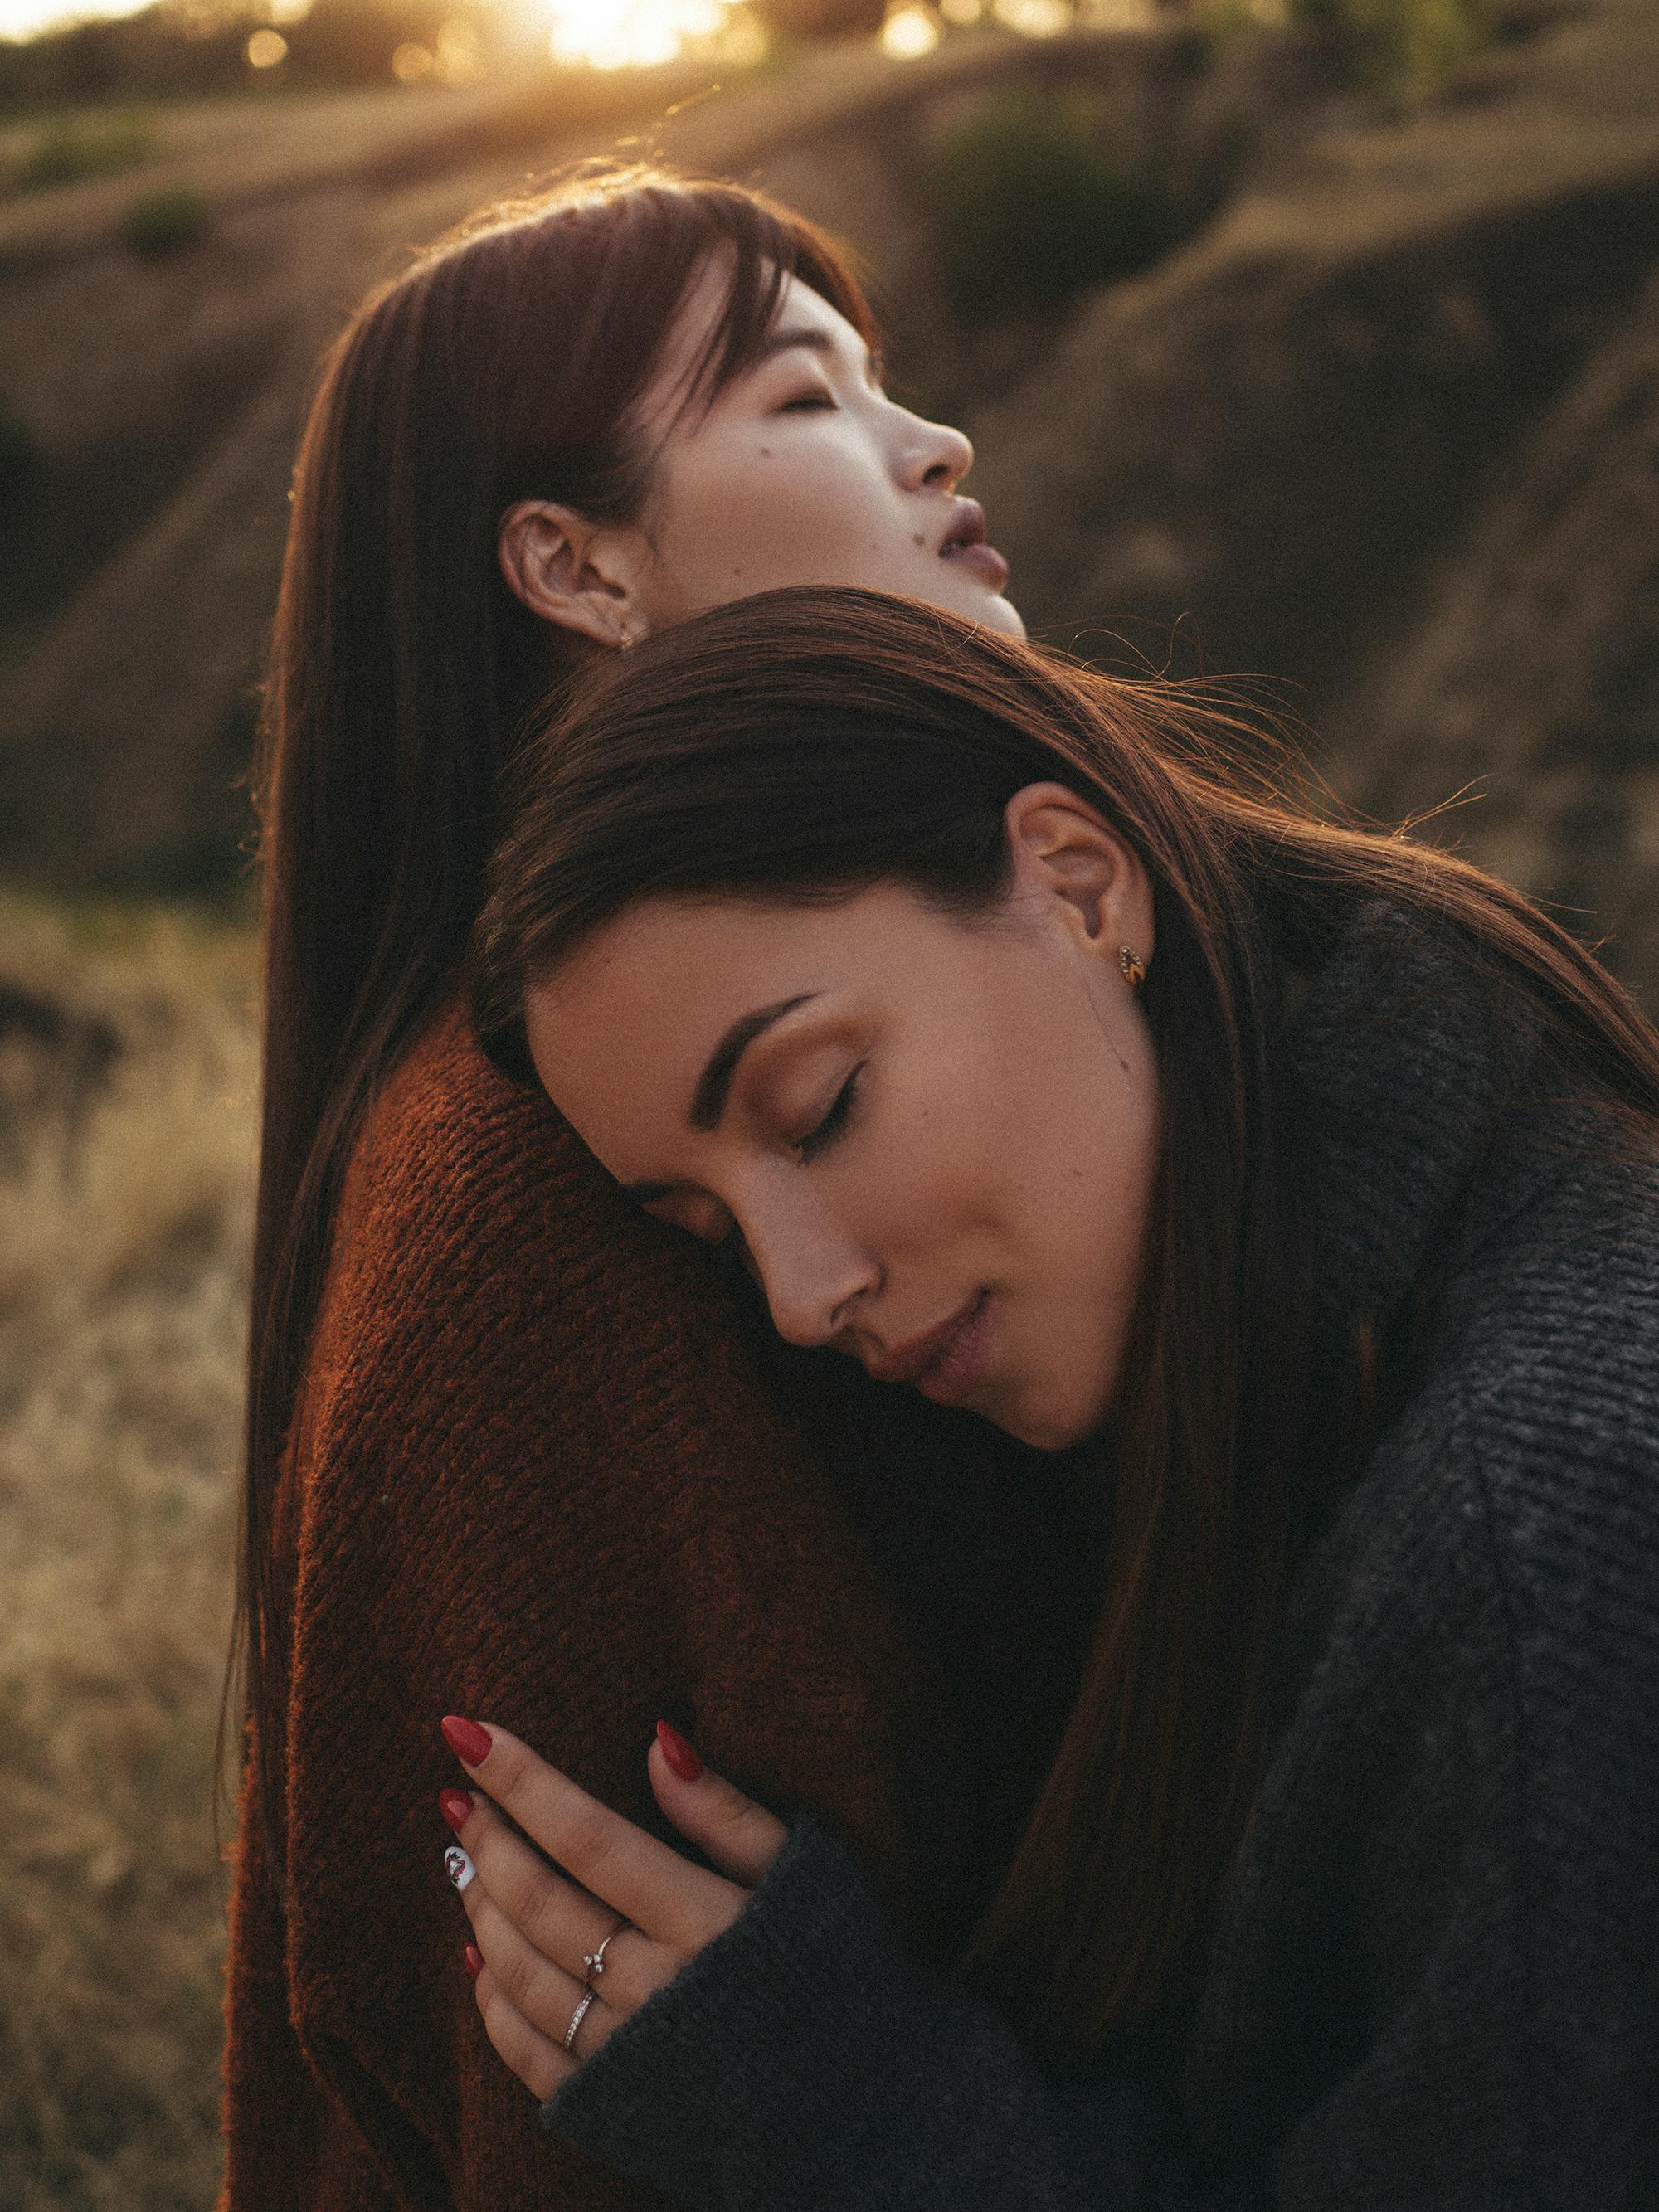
[649,1720,790,1888]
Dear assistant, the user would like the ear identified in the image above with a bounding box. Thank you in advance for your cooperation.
[497,499,651,652]
[1003,782,1155,970]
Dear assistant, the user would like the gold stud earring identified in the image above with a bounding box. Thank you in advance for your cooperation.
[1118,946,1146,989]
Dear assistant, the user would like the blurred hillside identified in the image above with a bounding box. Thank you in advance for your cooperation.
[0,896,255,2210]
[1,0,1657,997]
[1,11,1657,2204]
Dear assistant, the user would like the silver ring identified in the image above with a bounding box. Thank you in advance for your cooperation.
[563,1988,598,2052]
[581,1928,620,1986]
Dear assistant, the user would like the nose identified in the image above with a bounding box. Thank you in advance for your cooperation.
[741,1201,877,1351]
[893,404,974,496]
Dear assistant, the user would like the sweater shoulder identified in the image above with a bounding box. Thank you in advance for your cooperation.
[296,999,729,1462]
[1446,1114,1659,1485]
[1301,1122,1659,1691]
[325,997,678,1303]
[341,997,591,1256]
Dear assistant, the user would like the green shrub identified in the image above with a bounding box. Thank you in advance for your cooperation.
[11,112,156,195]
[120,184,211,260]
[1284,0,1496,92]
[0,398,41,512]
[929,91,1194,326]
[1170,17,1222,77]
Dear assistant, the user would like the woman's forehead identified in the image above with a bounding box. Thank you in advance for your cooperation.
[636,260,864,437]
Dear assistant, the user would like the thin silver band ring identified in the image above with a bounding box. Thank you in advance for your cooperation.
[564,1988,598,2052]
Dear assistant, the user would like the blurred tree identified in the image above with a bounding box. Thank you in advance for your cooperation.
[0,0,503,112]
[1281,0,1496,90]
[741,0,887,38]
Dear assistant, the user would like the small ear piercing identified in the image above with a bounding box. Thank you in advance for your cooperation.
[1118,946,1146,989]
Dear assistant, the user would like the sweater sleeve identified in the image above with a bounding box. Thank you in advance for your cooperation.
[541,1403,1659,2212]
[543,1812,1241,2212]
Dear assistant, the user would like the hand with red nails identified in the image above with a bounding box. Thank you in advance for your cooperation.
[437,1714,790,2100]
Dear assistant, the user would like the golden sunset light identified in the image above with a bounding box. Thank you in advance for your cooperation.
[542,0,717,70]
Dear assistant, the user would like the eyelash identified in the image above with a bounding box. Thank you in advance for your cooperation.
[780,389,837,411]
[796,1067,861,1164]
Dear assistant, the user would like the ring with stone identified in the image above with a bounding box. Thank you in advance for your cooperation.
[581,1925,622,1986]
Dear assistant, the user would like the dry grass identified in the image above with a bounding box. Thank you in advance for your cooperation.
[0,892,255,2212]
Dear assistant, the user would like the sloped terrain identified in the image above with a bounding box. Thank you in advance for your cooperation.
[961,0,1659,995]
[0,27,1179,881]
[2,2,1657,1006]
[1334,265,1659,989]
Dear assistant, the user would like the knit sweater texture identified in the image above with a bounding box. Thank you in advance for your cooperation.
[219,977,1100,2206]
[535,901,1659,2210]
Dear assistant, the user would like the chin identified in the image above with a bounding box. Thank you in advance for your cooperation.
[922,574,1025,639]
[944,586,1024,640]
[991,1397,1094,1454]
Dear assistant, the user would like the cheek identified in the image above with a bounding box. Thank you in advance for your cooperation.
[659,443,890,595]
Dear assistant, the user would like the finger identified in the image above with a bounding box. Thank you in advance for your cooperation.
[466,1882,630,2054]
[649,1722,791,1888]
[441,1717,745,1949]
[469,1958,584,2102]
[443,1794,649,2006]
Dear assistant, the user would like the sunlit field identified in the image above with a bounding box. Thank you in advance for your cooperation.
[0,897,255,2212]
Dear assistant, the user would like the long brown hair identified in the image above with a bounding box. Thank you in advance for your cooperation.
[471,585,1659,2060]
[234,168,878,1869]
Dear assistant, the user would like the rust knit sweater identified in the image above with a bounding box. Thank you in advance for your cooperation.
[218,1000,1100,2211]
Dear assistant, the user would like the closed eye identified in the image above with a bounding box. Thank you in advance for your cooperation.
[797,1067,861,1163]
[778,388,837,412]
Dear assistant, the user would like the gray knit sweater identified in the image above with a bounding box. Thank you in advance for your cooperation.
[542,902,1659,2210]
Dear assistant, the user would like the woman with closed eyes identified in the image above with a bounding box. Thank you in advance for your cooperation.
[223,167,1047,2211]
[437,585,1659,2211]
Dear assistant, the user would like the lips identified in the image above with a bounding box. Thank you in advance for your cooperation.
[937,498,988,557]
[864,1292,987,1386]
[937,498,1010,591]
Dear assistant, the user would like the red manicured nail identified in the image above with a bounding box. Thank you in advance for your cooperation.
[463,1943,484,1981]
[441,1715,493,1766]
[439,1788,473,1834]
[655,1719,703,1782]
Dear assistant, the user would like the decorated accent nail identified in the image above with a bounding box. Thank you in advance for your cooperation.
[439,1788,473,1834]
[443,1845,476,1893]
[463,1943,484,1981]
[656,1719,703,1782]
[441,1714,493,1766]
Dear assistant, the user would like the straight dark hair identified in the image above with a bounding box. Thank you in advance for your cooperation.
[234,168,878,1873]
[471,585,1659,2061]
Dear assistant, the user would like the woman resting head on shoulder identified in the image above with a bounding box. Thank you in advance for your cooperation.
[431,586,1659,2208]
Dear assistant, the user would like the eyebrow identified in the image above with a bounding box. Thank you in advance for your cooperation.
[620,992,821,1203]
[752,323,885,385]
